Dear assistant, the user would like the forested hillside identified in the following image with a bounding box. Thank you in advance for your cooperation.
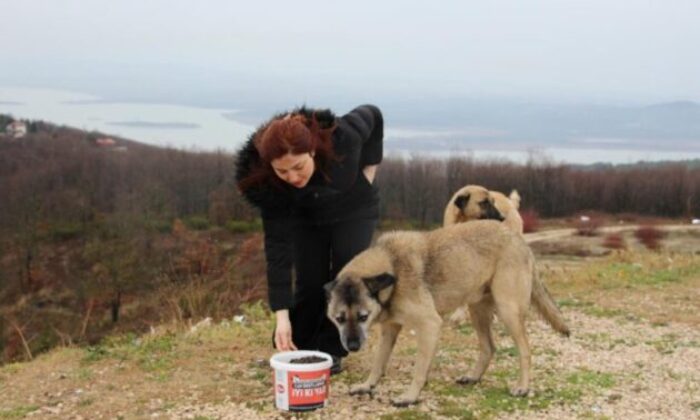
[1,115,699,364]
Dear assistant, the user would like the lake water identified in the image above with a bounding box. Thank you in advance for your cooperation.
[0,86,252,152]
[2,86,697,164]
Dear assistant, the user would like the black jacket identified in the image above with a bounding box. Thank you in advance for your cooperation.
[235,105,384,311]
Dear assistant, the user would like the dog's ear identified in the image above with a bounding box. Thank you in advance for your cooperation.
[362,273,396,296]
[324,279,338,299]
[454,194,470,210]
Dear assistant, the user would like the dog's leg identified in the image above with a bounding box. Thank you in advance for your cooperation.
[457,300,495,385]
[496,302,531,397]
[392,311,442,407]
[350,322,402,396]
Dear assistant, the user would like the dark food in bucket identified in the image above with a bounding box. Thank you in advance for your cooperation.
[289,356,328,364]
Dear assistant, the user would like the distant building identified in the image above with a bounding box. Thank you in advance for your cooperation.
[5,121,27,138]
[96,137,116,147]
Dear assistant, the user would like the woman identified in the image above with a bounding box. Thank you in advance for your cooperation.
[235,104,383,374]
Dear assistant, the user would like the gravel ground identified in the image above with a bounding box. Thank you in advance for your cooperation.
[165,307,700,419]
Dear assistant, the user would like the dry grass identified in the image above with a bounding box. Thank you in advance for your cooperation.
[521,209,540,233]
[602,233,626,250]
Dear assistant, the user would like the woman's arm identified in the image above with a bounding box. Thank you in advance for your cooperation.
[261,215,295,312]
[261,215,299,351]
[345,104,384,167]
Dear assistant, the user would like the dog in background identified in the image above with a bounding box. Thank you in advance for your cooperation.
[444,185,524,324]
[444,185,523,235]
[325,221,569,406]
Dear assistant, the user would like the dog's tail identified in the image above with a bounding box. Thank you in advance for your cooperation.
[531,267,570,337]
[509,190,521,210]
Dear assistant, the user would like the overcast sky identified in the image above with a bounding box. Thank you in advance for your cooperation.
[2,0,699,106]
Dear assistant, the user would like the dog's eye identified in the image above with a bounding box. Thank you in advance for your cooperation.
[357,313,369,322]
[335,315,346,324]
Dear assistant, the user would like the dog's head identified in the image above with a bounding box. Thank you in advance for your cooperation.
[453,185,505,223]
[324,249,396,352]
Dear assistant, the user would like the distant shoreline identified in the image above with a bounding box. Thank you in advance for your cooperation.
[2,86,700,165]
[106,121,201,130]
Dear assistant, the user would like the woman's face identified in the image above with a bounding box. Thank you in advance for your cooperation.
[270,152,315,188]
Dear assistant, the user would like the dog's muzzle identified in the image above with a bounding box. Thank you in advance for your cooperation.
[346,337,361,352]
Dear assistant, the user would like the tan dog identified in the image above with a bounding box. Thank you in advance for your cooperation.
[324,221,569,406]
[444,185,523,235]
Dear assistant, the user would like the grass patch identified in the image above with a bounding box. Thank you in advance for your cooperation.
[645,333,686,354]
[457,324,474,336]
[583,306,625,318]
[477,386,581,415]
[461,368,616,417]
[400,347,418,357]
[244,400,267,412]
[437,399,476,419]
[566,369,615,389]
[546,251,700,296]
[336,368,365,385]
[380,410,433,420]
[429,379,474,398]
[489,368,518,382]
[245,359,269,382]
[557,298,594,308]
[76,366,94,380]
[595,260,700,290]
[1,363,22,374]
[496,346,518,358]
[0,405,39,419]
[81,331,178,376]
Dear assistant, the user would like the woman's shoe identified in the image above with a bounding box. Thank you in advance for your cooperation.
[330,356,343,375]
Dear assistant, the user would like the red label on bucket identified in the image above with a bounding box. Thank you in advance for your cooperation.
[287,368,330,410]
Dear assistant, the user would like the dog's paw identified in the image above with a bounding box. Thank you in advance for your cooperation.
[390,395,419,407]
[509,386,530,397]
[349,383,375,396]
[456,376,480,385]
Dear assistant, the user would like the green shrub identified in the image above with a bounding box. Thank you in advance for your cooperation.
[49,222,84,241]
[225,219,262,233]
[184,215,210,231]
[146,219,173,233]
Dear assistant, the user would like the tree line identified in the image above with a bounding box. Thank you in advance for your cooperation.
[1,123,698,239]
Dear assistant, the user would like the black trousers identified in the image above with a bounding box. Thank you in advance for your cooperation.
[289,217,376,357]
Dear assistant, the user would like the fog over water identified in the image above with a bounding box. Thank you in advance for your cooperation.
[2,86,699,165]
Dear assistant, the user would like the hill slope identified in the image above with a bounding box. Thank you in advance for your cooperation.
[2,250,699,419]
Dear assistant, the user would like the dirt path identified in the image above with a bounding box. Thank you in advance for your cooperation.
[524,223,700,244]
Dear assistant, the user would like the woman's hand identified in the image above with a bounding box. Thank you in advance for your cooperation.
[362,165,378,184]
[274,310,298,351]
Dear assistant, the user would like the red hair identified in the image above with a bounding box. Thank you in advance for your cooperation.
[238,112,337,192]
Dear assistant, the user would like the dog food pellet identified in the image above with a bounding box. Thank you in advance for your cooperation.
[289,356,327,364]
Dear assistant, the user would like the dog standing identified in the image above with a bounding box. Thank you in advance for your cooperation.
[325,221,569,406]
[443,185,526,323]
[444,185,523,235]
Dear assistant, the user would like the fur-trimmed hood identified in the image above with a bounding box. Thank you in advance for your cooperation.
[234,106,336,212]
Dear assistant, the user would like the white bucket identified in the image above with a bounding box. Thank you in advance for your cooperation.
[269,350,333,411]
